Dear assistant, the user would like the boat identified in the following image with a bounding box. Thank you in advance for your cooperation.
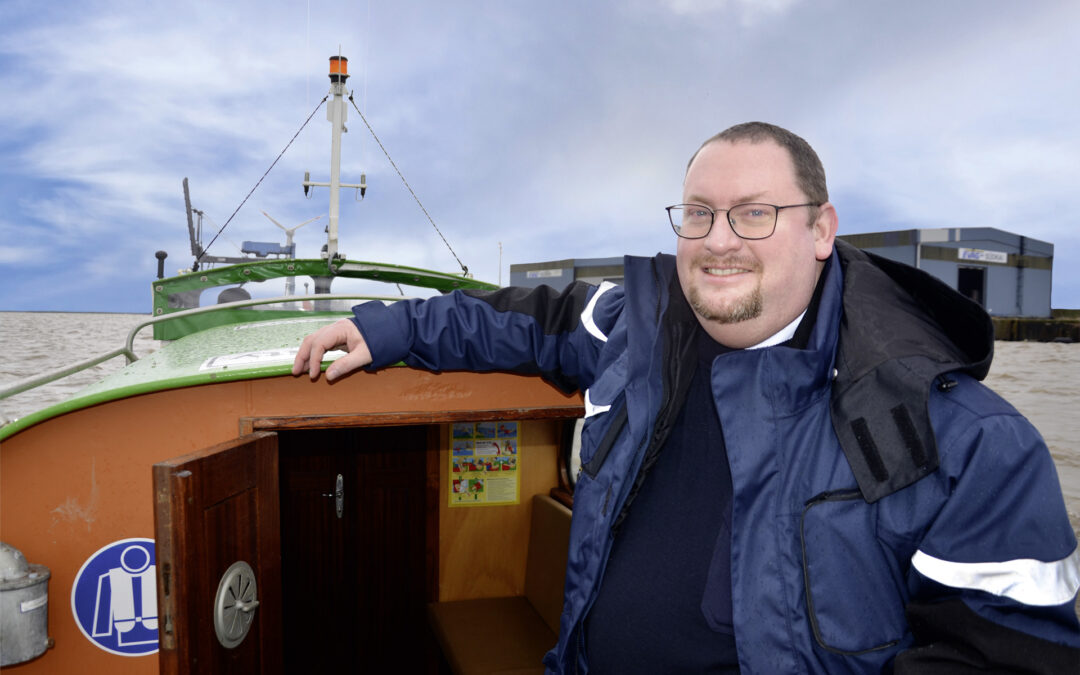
[0,54,582,674]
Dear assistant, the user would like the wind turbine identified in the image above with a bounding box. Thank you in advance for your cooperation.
[262,211,322,296]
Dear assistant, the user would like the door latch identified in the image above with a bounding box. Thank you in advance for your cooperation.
[334,473,344,519]
[322,473,344,519]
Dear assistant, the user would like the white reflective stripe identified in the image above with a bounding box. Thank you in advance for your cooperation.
[581,281,618,343]
[911,546,1080,607]
[583,389,611,419]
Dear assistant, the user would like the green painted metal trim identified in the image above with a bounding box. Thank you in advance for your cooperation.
[151,258,498,339]
[156,258,497,293]
[0,315,351,441]
[152,258,496,308]
[0,360,317,442]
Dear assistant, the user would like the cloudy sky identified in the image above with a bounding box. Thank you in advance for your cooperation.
[1,0,1078,313]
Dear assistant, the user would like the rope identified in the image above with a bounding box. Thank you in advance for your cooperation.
[348,93,469,276]
[197,96,329,264]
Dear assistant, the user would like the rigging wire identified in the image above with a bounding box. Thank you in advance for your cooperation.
[347,93,469,276]
[200,213,244,254]
[197,95,329,265]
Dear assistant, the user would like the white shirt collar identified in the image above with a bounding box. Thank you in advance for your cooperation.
[745,309,808,350]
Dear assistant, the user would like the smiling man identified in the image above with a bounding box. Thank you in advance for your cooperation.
[294,122,1080,673]
[674,129,836,348]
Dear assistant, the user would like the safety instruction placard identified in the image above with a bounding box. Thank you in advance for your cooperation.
[71,538,159,656]
[449,421,520,507]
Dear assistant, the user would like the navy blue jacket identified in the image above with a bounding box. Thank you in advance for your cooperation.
[352,241,1080,673]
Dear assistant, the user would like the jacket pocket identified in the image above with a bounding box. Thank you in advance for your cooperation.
[800,490,907,655]
[579,353,629,479]
[580,396,627,480]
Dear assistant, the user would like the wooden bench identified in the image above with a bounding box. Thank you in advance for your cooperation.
[428,494,573,675]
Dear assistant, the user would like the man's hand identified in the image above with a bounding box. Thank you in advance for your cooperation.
[292,319,373,381]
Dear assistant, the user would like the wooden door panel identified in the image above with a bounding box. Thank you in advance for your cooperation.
[153,431,282,675]
[279,433,357,672]
[354,426,432,671]
[278,426,436,672]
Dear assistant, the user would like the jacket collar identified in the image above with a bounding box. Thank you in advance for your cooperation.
[830,239,994,501]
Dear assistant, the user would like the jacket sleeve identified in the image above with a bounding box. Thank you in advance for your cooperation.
[348,281,625,393]
[894,382,1080,673]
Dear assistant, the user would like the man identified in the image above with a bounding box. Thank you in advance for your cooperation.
[293,122,1080,672]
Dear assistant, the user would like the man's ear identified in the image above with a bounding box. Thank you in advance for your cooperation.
[813,202,839,261]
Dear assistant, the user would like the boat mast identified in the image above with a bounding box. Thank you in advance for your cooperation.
[303,51,365,270]
[326,52,348,263]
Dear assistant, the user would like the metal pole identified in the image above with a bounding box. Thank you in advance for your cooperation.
[285,230,296,296]
[326,54,349,263]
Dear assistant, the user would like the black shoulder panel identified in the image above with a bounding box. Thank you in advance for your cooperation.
[831,241,994,503]
[462,281,593,335]
[832,357,944,503]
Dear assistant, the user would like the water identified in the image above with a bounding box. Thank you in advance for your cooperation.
[0,312,163,425]
[2,312,1079,605]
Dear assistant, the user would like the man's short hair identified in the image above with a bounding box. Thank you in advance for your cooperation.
[688,122,829,205]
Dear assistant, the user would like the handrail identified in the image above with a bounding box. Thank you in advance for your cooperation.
[126,292,400,354]
[0,348,136,402]
[0,293,398,403]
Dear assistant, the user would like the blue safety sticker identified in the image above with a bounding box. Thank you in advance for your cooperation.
[70,538,159,656]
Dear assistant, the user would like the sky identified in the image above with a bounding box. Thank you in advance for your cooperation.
[1,0,1079,313]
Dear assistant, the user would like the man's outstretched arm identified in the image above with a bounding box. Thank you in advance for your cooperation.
[292,281,623,391]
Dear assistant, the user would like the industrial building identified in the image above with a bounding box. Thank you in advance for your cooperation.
[838,228,1052,318]
[509,256,625,291]
[508,228,1054,318]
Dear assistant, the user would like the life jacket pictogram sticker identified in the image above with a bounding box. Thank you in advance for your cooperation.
[70,538,159,656]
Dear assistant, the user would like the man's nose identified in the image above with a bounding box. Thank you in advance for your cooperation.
[703,214,743,254]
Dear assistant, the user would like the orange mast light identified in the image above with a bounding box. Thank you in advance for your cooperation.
[329,55,349,83]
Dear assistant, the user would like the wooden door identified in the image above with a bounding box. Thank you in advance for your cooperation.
[153,431,283,675]
[277,425,438,672]
[352,425,437,669]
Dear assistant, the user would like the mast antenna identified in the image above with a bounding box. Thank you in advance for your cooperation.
[301,52,366,269]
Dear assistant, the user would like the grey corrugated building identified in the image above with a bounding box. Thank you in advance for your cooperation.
[509,256,625,290]
[838,228,1052,318]
[509,227,1053,318]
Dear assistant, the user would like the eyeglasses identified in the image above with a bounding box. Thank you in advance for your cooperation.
[666,202,819,240]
